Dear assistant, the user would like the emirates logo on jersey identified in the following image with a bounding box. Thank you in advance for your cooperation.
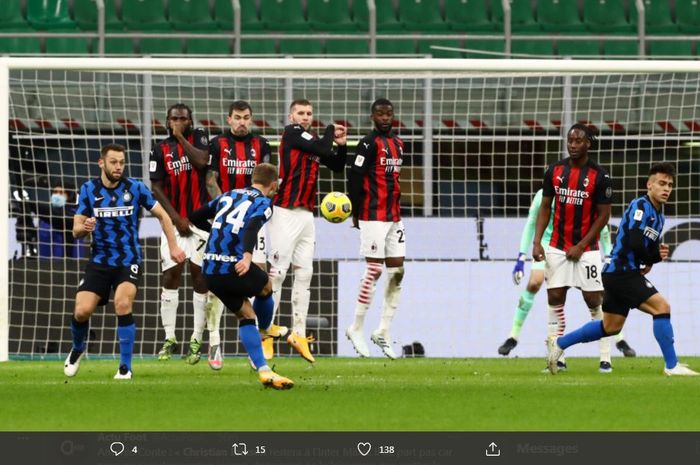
[166,154,192,176]
[554,185,589,205]
[380,156,402,173]
[223,158,256,175]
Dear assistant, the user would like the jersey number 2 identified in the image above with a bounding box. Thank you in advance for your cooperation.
[212,198,252,233]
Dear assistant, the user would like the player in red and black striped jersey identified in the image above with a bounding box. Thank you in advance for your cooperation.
[207,101,272,195]
[205,100,281,364]
[345,98,405,359]
[268,98,347,363]
[149,103,212,365]
[533,124,616,373]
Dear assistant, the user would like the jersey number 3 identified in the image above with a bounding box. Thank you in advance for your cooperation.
[212,198,252,233]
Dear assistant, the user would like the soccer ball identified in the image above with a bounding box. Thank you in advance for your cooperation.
[320,192,352,223]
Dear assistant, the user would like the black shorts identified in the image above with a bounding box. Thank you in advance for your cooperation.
[602,272,659,317]
[204,265,268,314]
[78,261,141,306]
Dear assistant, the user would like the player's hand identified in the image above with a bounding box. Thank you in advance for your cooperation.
[640,265,652,275]
[532,243,545,262]
[173,216,192,236]
[333,124,347,145]
[566,244,584,261]
[171,122,184,138]
[512,253,526,285]
[332,124,346,137]
[659,243,670,260]
[170,246,186,264]
[334,133,347,146]
[83,217,97,233]
[235,253,252,276]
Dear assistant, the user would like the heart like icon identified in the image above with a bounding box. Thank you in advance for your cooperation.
[110,442,125,457]
[357,442,371,457]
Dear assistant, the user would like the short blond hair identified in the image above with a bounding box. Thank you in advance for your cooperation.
[252,163,278,186]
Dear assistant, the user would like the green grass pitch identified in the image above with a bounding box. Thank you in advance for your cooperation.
[1,357,699,431]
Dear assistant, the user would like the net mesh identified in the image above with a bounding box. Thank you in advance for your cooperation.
[7,67,700,359]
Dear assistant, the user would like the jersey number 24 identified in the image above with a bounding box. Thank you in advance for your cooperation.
[212,198,252,233]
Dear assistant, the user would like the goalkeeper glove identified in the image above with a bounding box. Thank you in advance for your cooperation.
[512,253,526,285]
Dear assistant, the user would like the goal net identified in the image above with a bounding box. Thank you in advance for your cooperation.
[2,58,699,361]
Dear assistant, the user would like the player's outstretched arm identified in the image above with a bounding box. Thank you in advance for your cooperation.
[151,203,186,263]
[287,124,346,170]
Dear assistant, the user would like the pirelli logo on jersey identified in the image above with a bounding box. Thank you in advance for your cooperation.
[223,158,256,175]
[554,185,590,205]
[643,226,660,241]
[204,252,238,263]
[94,206,135,217]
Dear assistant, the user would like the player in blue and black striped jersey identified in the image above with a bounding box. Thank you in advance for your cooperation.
[63,144,185,380]
[189,163,294,389]
[548,163,698,376]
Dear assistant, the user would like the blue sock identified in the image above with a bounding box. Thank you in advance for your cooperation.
[240,319,266,370]
[71,317,89,352]
[557,320,606,350]
[653,314,678,369]
[253,294,274,330]
[117,314,136,371]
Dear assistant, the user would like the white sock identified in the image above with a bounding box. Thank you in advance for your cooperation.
[590,304,611,363]
[351,262,383,331]
[547,304,566,363]
[291,267,312,336]
[190,292,207,342]
[160,288,179,340]
[206,292,224,347]
[377,266,404,334]
[269,266,286,332]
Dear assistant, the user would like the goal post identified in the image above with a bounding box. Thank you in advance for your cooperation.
[2,57,700,362]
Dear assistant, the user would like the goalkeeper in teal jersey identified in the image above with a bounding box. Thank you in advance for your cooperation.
[498,189,637,360]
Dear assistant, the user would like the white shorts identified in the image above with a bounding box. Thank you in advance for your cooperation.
[545,246,604,292]
[160,225,208,271]
[267,207,315,272]
[358,220,406,259]
[252,225,267,265]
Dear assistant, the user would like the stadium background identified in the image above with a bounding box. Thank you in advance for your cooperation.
[4,1,700,360]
